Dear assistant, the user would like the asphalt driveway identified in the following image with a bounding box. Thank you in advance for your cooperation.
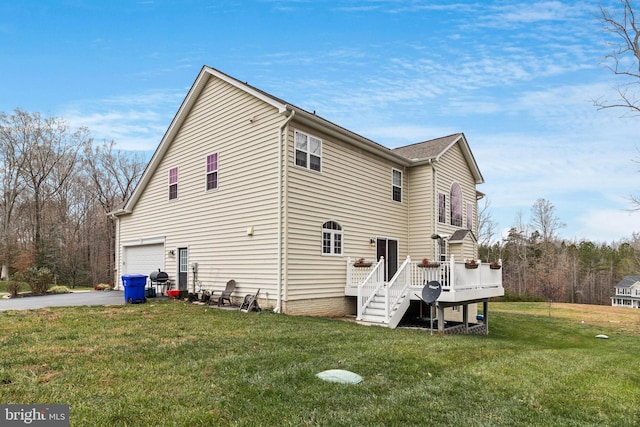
[0,290,127,311]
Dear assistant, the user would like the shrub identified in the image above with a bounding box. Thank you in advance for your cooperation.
[17,267,54,295]
[94,283,113,291]
[5,280,23,297]
[49,285,71,294]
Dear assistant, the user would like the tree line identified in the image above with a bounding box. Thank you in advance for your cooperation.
[479,198,640,305]
[0,109,145,288]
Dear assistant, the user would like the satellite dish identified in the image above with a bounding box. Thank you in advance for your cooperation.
[422,281,441,304]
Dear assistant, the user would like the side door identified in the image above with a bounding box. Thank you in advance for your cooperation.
[178,247,188,291]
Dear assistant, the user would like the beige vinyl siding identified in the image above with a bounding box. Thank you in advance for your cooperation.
[118,75,283,300]
[285,124,409,302]
[407,164,436,260]
[433,143,478,260]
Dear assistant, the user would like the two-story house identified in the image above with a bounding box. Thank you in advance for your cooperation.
[111,66,503,332]
[611,275,640,308]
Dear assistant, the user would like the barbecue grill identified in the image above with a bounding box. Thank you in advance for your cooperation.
[150,270,169,296]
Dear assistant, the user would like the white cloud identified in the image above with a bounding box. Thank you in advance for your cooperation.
[61,90,183,151]
[574,208,640,243]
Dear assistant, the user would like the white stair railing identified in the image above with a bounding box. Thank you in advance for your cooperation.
[356,256,384,320]
[384,256,413,326]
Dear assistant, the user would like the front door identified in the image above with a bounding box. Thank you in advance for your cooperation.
[178,248,188,291]
[376,238,398,281]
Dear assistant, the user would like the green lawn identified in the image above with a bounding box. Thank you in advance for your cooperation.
[0,301,638,426]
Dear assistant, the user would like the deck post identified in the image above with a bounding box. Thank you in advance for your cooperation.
[483,299,489,334]
[463,304,469,333]
[437,303,445,333]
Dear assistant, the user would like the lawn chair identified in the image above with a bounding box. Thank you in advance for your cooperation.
[240,289,261,313]
[211,280,236,307]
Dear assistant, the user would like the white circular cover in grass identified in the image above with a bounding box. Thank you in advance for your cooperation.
[595,334,609,339]
[316,369,362,384]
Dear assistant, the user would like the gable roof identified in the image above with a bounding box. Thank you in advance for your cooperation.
[615,275,640,288]
[448,229,477,244]
[393,133,484,184]
[113,66,485,215]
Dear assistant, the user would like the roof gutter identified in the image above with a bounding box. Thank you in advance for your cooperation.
[275,108,296,314]
[288,106,411,166]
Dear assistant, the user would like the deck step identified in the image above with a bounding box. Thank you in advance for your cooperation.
[359,314,387,324]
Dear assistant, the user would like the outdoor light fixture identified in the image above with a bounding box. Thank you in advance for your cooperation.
[431,234,449,240]
[168,249,175,256]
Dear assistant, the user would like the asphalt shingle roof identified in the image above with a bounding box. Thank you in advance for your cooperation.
[392,133,463,161]
[615,275,640,288]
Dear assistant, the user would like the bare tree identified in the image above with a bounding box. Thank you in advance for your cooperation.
[83,140,145,213]
[16,110,88,267]
[596,0,640,115]
[0,111,29,279]
[83,141,145,280]
[477,197,498,246]
[529,198,565,243]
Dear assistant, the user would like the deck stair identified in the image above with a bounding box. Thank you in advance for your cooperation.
[357,256,413,328]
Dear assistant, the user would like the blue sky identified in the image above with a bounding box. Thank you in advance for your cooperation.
[2,0,639,243]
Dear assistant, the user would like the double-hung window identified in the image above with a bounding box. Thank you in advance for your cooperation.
[322,221,342,255]
[295,130,322,172]
[392,169,402,203]
[206,153,219,191]
[168,167,178,200]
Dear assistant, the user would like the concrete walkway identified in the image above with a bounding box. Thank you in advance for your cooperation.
[0,290,127,311]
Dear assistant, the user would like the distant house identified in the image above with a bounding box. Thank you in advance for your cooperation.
[111,66,503,331]
[611,275,640,308]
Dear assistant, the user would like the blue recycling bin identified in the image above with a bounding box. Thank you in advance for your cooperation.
[122,274,148,304]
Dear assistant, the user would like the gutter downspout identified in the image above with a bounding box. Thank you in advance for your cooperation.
[275,109,295,313]
[431,159,438,260]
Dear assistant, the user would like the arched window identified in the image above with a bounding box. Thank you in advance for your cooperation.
[450,183,463,227]
[322,221,342,255]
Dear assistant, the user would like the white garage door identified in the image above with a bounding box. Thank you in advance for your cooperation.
[122,244,165,286]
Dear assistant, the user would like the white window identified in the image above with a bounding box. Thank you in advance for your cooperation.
[322,221,342,255]
[206,153,219,191]
[168,167,178,200]
[392,169,402,203]
[295,130,322,172]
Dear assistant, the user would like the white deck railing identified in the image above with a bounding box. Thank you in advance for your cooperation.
[345,256,504,327]
[348,255,502,292]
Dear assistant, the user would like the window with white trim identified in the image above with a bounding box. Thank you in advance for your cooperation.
[450,183,462,227]
[392,169,402,202]
[206,153,219,191]
[438,193,446,223]
[295,130,322,172]
[169,167,178,200]
[322,221,342,255]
